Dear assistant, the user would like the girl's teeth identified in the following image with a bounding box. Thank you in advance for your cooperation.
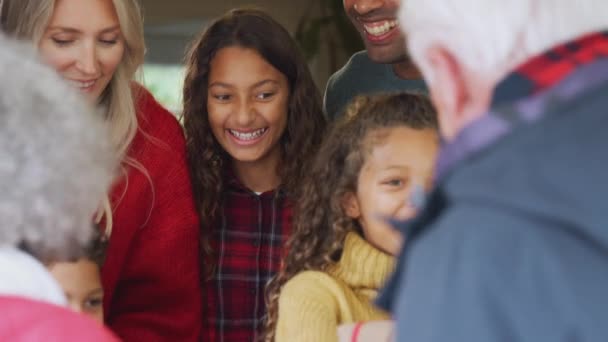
[364,20,398,36]
[229,128,267,141]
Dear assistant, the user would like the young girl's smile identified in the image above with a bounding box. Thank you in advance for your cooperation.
[207,46,289,165]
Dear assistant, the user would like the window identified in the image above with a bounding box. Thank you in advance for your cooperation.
[142,64,186,115]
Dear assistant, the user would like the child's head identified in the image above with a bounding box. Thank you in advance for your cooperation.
[182,8,326,252]
[341,95,438,255]
[294,92,437,259]
[48,231,106,324]
[264,92,438,341]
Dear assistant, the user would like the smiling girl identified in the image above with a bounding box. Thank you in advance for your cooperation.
[264,93,439,342]
[182,8,326,341]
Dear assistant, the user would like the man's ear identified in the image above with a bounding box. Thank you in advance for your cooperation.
[425,45,492,141]
[342,192,361,220]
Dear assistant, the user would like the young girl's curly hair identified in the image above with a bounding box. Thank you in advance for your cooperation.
[263,92,438,341]
[182,8,326,276]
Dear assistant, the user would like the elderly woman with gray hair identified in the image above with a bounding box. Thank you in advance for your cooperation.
[0,33,117,340]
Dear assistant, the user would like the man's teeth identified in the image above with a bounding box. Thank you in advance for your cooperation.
[229,128,267,141]
[69,80,95,89]
[364,20,398,36]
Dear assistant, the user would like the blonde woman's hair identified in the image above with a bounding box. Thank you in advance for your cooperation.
[1,0,146,237]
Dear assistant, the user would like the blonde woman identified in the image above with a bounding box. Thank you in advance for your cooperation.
[1,0,202,340]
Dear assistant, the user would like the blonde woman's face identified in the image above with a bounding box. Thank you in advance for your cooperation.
[38,0,125,103]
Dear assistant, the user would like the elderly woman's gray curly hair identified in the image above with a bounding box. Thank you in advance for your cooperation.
[0,34,116,261]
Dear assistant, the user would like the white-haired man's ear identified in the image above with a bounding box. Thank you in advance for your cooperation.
[424,45,495,141]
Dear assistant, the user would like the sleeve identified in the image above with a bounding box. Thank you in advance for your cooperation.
[275,272,341,342]
[393,204,592,342]
[107,93,202,341]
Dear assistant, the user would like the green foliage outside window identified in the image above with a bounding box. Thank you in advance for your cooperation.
[142,64,186,115]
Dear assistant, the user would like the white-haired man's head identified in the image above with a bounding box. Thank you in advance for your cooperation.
[399,0,608,140]
[0,34,115,261]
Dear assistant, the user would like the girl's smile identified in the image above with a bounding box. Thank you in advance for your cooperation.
[207,46,289,166]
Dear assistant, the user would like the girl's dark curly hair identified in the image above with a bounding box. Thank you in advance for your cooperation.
[182,8,326,276]
[263,92,438,341]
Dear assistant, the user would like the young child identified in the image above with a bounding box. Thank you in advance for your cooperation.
[182,8,327,342]
[48,230,107,324]
[264,93,439,342]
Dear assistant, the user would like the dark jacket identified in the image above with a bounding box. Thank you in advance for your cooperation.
[381,42,608,341]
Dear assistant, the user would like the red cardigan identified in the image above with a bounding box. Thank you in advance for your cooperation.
[101,87,202,341]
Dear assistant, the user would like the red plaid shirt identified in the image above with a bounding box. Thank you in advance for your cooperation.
[493,30,608,106]
[437,30,608,180]
[202,172,293,342]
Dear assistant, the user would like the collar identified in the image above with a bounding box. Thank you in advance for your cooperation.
[436,30,608,181]
[0,246,67,307]
[224,165,282,197]
[328,232,395,290]
[494,31,608,107]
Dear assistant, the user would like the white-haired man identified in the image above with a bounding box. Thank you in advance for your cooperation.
[370,1,608,341]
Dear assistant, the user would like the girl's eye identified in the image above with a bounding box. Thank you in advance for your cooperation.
[256,92,275,100]
[383,178,406,187]
[213,94,232,101]
[84,297,103,309]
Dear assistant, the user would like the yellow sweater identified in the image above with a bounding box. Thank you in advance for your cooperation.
[275,232,395,342]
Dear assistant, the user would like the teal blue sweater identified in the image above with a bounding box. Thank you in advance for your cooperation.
[323,51,426,119]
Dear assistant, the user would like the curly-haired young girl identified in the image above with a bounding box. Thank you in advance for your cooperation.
[182,8,326,341]
[265,93,439,342]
